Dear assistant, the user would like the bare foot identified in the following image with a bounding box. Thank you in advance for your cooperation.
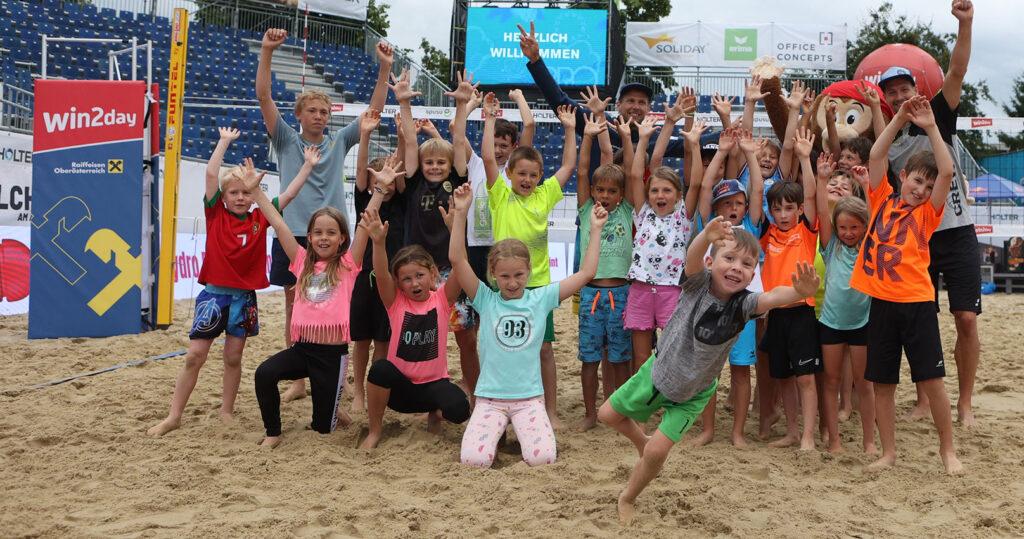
[838,408,852,422]
[957,403,977,429]
[688,429,714,447]
[146,417,180,436]
[826,441,843,454]
[259,436,281,448]
[336,409,353,428]
[349,394,365,415]
[577,415,598,432]
[281,381,306,403]
[758,409,781,440]
[548,413,564,431]
[359,431,381,449]
[731,433,748,448]
[863,443,879,456]
[219,410,236,425]
[617,492,636,526]
[904,403,930,422]
[942,451,965,475]
[865,453,896,472]
[799,436,816,451]
[426,411,442,435]
[768,434,799,448]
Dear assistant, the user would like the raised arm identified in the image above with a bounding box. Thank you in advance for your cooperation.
[943,0,974,109]
[392,111,407,193]
[651,92,687,170]
[741,75,766,142]
[868,97,915,190]
[686,215,731,277]
[444,70,478,177]
[279,145,320,210]
[712,93,735,130]
[256,29,287,136]
[628,117,655,210]
[856,82,888,139]
[509,88,536,147]
[779,80,808,180]
[755,261,820,315]
[559,205,608,301]
[355,108,381,192]
[553,105,578,186]
[480,92,501,188]
[368,41,394,113]
[206,127,239,201]
[682,120,709,219]
[698,129,735,222]
[738,129,764,225]
[905,98,956,210]
[446,184,482,301]
[794,126,817,225]
[242,158,297,261]
[361,209,396,307]
[577,113,608,208]
[815,151,837,246]
[824,101,841,156]
[389,69,422,179]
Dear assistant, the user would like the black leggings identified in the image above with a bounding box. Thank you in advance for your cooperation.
[366,359,470,424]
[255,342,348,437]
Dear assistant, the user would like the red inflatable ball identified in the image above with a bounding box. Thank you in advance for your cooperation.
[854,44,945,99]
[0,238,30,302]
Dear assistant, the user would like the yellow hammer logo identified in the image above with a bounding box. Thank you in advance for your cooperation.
[640,34,674,48]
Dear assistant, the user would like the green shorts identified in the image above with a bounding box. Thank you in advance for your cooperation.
[609,353,717,443]
[526,286,556,343]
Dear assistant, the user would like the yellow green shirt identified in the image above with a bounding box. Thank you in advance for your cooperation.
[488,174,563,287]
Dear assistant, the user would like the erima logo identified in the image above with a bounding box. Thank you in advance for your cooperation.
[42,106,138,134]
[641,34,674,48]
[733,36,749,45]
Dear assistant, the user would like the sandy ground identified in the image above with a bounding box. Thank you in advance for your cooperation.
[1,291,1023,538]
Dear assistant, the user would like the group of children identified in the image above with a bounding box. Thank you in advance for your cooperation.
[146,26,967,526]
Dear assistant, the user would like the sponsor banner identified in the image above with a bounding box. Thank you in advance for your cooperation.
[298,0,367,21]
[171,232,280,300]
[627,22,846,71]
[30,80,146,338]
[465,7,608,86]
[970,206,1024,225]
[975,224,1024,237]
[956,117,1024,132]
[0,226,30,315]
[0,131,32,226]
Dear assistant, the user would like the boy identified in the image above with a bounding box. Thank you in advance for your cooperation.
[758,127,821,451]
[850,95,963,475]
[481,92,576,427]
[147,128,316,436]
[838,136,872,172]
[692,127,765,447]
[575,112,630,430]
[599,216,820,525]
[257,28,392,402]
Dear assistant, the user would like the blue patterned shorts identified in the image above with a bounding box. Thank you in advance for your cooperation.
[189,285,259,340]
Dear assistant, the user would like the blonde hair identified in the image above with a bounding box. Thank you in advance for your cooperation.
[830,170,865,201]
[648,166,682,193]
[419,138,454,163]
[832,196,870,234]
[217,165,247,190]
[297,207,351,300]
[390,245,438,279]
[710,228,761,259]
[294,90,332,115]
[487,239,531,281]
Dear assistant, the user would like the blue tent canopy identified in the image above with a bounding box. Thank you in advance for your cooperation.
[969,174,1024,202]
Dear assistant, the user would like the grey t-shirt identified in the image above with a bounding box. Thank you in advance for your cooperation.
[271,113,359,233]
[651,270,761,403]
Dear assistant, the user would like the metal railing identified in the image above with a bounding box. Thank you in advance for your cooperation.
[363,26,452,107]
[0,83,33,133]
[623,67,843,98]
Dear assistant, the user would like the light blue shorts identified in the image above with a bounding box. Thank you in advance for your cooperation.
[728,319,757,366]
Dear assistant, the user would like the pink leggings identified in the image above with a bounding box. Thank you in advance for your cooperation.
[460,396,556,468]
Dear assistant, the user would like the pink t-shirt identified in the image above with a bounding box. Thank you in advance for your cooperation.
[386,288,452,384]
[288,247,357,344]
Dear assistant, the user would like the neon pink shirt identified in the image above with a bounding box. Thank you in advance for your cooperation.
[288,246,357,344]
[386,288,452,384]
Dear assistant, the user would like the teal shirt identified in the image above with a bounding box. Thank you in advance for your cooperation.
[820,236,870,330]
[578,199,634,280]
[473,282,560,399]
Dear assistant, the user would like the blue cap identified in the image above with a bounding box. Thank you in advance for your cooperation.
[711,179,747,206]
[878,66,915,90]
[618,82,653,101]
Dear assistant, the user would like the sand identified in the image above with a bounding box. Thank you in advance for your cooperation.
[2,291,1023,537]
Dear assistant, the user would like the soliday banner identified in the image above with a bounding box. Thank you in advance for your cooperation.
[627,21,847,71]
[30,80,145,338]
[465,7,608,86]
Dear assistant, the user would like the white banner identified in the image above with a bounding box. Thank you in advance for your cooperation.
[627,21,847,71]
[957,117,1024,132]
[0,132,33,226]
[300,0,368,21]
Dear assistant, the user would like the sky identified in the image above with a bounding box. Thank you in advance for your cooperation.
[382,0,1024,117]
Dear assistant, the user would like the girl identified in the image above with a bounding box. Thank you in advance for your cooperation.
[815,164,876,454]
[358,165,470,450]
[448,183,608,468]
[623,117,697,373]
[248,162,379,448]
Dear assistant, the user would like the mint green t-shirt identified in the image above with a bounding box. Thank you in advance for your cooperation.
[488,175,563,287]
[819,236,870,330]
[578,199,634,280]
[473,282,560,399]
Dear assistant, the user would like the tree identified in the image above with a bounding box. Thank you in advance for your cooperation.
[616,0,674,93]
[419,38,451,84]
[997,73,1024,152]
[366,0,390,36]
[846,2,994,156]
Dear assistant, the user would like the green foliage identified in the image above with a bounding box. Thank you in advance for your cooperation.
[419,38,451,84]
[366,0,390,35]
[997,73,1024,152]
[617,0,674,92]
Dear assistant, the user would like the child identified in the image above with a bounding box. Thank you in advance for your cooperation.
[575,112,630,430]
[600,216,821,525]
[146,130,315,436]
[849,95,963,475]
[837,136,873,172]
[246,157,371,447]
[815,167,875,454]
[759,126,821,451]
[359,179,470,449]
[692,127,766,447]
[348,108,406,414]
[448,184,609,467]
[481,92,577,427]
[623,117,697,374]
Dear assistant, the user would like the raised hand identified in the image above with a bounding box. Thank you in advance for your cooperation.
[855,82,880,107]
[583,112,607,138]
[665,88,696,123]
[482,91,499,118]
[467,89,484,113]
[517,21,540,62]
[240,157,265,193]
[825,101,838,126]
[712,93,736,117]
[803,89,818,112]
[717,127,737,152]
[393,110,403,132]
[451,183,472,212]
[905,95,936,129]
[359,108,381,135]
[614,116,633,139]
[705,215,736,245]
[261,28,287,50]
[302,145,321,167]
[590,202,609,229]
[951,0,974,22]
[508,88,526,102]
[556,104,577,129]
[387,68,422,103]
[817,151,836,179]
[745,74,767,102]
[636,115,657,138]
[359,208,389,244]
[444,69,479,103]
[791,261,821,297]
[368,161,406,189]
[579,85,612,115]
[785,79,808,110]
[375,40,394,65]
[218,126,241,141]
[738,128,758,153]
[850,165,870,192]
[682,120,708,146]
[794,126,815,158]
